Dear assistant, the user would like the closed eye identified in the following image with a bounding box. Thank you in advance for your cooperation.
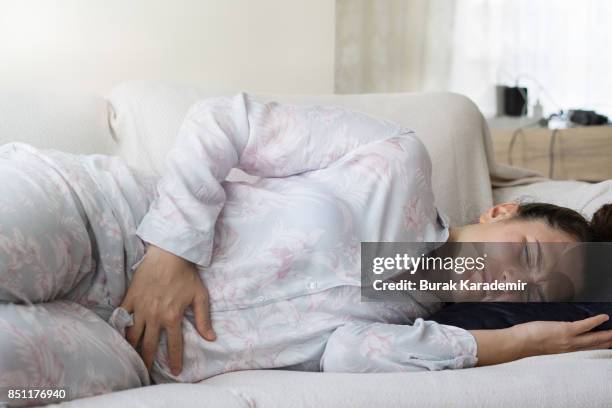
[522,242,533,268]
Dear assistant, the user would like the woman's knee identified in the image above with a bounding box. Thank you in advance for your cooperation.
[0,153,94,303]
[0,301,149,403]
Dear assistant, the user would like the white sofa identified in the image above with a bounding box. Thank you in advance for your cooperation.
[1,82,611,408]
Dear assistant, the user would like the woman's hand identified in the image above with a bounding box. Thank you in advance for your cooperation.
[471,314,612,366]
[119,244,216,375]
[512,314,612,357]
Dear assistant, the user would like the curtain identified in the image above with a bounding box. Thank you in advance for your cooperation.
[335,0,612,117]
[335,0,430,93]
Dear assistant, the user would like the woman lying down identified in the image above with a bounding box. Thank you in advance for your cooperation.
[1,93,612,403]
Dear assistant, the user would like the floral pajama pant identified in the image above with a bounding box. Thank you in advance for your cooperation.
[0,143,157,405]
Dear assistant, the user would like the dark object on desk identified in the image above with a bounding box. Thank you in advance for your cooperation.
[503,86,528,117]
[430,302,612,331]
[569,110,609,126]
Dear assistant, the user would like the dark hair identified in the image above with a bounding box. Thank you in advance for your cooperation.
[515,202,612,242]
[516,202,612,301]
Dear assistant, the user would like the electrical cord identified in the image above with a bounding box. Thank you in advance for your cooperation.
[548,128,560,178]
[504,72,610,179]
[507,119,545,165]
[507,110,566,173]
[515,73,564,113]
[501,72,568,177]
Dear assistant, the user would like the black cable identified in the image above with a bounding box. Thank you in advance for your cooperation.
[548,128,560,179]
[508,128,523,166]
[506,119,544,166]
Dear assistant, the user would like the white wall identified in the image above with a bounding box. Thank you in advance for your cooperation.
[0,0,335,95]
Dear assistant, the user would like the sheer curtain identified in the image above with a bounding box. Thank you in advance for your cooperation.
[335,0,429,93]
[335,0,612,117]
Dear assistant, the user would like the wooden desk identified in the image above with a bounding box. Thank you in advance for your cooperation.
[490,125,612,182]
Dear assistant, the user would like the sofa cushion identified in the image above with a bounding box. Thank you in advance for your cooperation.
[58,350,612,407]
[0,88,115,155]
[56,383,250,408]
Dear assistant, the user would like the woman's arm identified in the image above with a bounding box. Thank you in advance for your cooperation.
[321,319,478,372]
[123,94,412,375]
[321,315,612,373]
[471,314,612,366]
[136,93,411,266]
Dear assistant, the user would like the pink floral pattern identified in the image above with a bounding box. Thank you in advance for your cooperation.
[0,302,149,405]
[0,141,153,404]
[0,94,476,404]
[321,319,478,373]
[131,94,477,383]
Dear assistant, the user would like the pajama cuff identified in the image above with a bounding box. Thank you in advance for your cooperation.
[135,212,213,267]
[440,323,479,369]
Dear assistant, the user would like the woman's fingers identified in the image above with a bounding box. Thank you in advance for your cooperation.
[167,324,184,376]
[575,341,612,352]
[569,314,610,334]
[116,246,217,376]
[192,291,216,341]
[126,312,145,349]
[141,323,161,372]
[572,329,612,350]
[575,337,612,351]
[120,297,145,348]
[119,297,134,313]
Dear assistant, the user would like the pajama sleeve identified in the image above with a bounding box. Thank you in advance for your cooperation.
[135,93,412,266]
[320,319,478,372]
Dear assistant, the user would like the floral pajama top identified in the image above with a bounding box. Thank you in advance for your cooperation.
[116,93,479,382]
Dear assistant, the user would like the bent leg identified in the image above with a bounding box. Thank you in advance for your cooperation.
[0,144,157,317]
[0,145,95,304]
[0,301,149,405]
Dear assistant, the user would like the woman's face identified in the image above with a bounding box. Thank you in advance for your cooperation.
[447,203,584,302]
